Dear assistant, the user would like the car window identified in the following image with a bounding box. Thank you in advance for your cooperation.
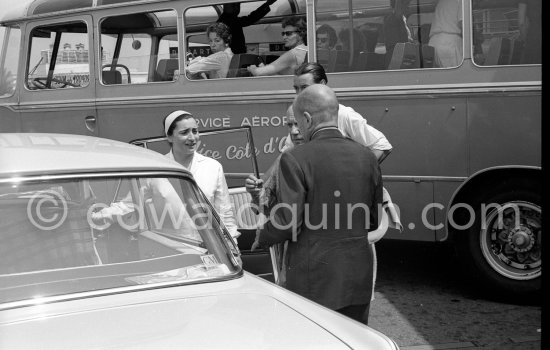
[0,174,239,305]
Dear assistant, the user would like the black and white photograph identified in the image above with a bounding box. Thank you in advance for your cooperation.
[0,0,541,349]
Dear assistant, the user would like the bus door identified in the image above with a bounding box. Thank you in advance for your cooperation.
[20,15,97,136]
[93,6,181,142]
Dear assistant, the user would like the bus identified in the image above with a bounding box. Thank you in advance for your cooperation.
[0,0,541,297]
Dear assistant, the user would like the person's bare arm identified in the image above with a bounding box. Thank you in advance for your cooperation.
[248,51,294,76]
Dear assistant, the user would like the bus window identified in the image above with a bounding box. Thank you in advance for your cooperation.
[0,25,20,97]
[26,22,90,90]
[472,0,540,66]
[99,9,178,85]
[315,0,463,72]
[184,1,305,80]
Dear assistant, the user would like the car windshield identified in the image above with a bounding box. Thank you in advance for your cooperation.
[0,173,240,307]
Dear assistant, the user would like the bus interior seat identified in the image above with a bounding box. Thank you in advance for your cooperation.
[102,70,122,85]
[227,54,264,78]
[261,54,279,64]
[387,43,434,69]
[333,50,350,72]
[317,49,337,72]
[509,39,524,65]
[156,58,179,81]
[420,45,435,68]
[485,37,512,65]
[354,52,385,71]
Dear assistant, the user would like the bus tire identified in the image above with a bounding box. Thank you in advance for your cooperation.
[455,179,541,298]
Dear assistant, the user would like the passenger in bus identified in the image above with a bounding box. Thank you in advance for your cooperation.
[316,24,338,50]
[383,0,414,68]
[339,28,367,53]
[428,0,463,68]
[186,22,234,79]
[217,1,277,54]
[247,16,308,76]
[164,110,240,243]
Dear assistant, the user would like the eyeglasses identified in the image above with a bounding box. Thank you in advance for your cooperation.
[281,30,298,37]
[317,37,328,43]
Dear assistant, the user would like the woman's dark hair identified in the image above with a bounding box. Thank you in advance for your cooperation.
[282,16,307,45]
[206,22,232,46]
[294,62,328,84]
[164,113,194,137]
[316,24,338,48]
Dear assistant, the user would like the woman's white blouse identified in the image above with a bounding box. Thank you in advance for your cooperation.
[166,151,240,241]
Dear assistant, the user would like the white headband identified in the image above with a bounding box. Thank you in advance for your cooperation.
[164,110,192,136]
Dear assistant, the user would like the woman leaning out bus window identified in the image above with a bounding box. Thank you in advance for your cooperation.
[247,16,308,76]
[186,22,234,79]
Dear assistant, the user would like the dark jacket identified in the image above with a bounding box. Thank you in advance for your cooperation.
[259,128,383,310]
[218,3,271,54]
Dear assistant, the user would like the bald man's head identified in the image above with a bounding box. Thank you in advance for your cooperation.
[292,85,339,141]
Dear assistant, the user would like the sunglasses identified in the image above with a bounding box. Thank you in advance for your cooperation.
[281,30,298,37]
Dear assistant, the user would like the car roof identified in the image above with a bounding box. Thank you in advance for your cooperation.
[0,133,188,177]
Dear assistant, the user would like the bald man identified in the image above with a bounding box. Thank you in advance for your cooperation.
[257,85,383,324]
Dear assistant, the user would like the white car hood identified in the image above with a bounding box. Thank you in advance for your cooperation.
[0,275,396,349]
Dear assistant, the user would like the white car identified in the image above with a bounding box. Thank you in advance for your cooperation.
[0,133,398,349]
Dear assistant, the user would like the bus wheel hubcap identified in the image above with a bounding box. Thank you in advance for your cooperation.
[480,201,541,280]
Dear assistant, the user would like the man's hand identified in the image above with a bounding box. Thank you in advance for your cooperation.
[245,174,263,195]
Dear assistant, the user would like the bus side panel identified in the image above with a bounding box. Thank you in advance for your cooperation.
[345,96,468,177]
[96,97,289,172]
[0,103,19,132]
[468,93,541,171]
[383,181,434,241]
[434,181,462,241]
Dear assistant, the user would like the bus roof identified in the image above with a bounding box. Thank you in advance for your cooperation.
[1,0,172,24]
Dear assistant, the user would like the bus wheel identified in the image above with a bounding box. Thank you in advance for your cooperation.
[456,182,541,298]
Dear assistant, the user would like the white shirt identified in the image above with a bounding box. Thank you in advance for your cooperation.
[284,103,392,151]
[429,0,462,37]
[186,47,234,79]
[166,151,240,240]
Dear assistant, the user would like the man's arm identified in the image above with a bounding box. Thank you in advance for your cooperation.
[339,105,392,161]
[238,0,274,27]
[258,151,306,246]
